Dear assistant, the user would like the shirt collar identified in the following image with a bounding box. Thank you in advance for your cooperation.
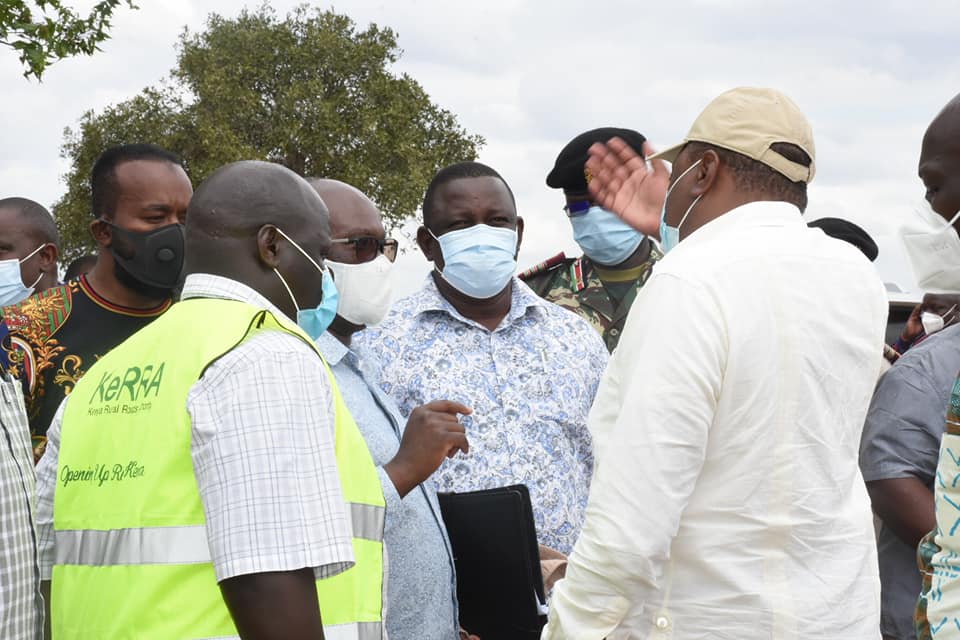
[408,273,546,329]
[180,273,290,321]
[315,331,350,365]
[677,200,804,253]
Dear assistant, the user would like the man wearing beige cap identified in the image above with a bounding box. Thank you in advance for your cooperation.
[542,87,887,639]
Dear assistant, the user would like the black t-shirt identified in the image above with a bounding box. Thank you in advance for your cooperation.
[0,274,170,458]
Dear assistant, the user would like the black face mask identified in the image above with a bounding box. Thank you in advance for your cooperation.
[103,220,185,291]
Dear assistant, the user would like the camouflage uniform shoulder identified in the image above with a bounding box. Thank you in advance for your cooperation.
[518,252,576,296]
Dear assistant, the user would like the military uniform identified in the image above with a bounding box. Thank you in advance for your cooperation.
[520,241,661,351]
[537,125,657,351]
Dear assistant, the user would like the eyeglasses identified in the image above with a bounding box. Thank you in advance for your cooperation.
[562,200,592,218]
[330,236,399,263]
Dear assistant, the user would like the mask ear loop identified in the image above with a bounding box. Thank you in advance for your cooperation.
[273,268,300,313]
[19,243,49,290]
[943,304,958,325]
[948,210,960,229]
[272,227,327,313]
[274,227,325,273]
[18,243,48,265]
[676,195,703,233]
[669,159,703,234]
[427,228,446,277]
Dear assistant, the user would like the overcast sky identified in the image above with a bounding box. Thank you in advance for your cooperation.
[2,0,959,297]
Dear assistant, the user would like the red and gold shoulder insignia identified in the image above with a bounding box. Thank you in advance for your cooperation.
[2,283,74,341]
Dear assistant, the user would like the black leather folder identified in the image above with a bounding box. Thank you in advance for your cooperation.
[438,484,548,640]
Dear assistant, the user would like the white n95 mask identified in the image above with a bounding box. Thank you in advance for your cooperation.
[921,304,957,336]
[922,311,946,336]
[901,200,960,293]
[326,255,394,326]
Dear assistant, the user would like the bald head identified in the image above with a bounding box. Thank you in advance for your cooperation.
[927,94,960,135]
[187,161,329,245]
[0,197,60,294]
[0,197,59,246]
[184,161,332,321]
[920,93,960,225]
[307,179,392,338]
[307,179,383,243]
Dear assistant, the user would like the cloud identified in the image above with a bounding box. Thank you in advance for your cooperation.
[2,0,958,299]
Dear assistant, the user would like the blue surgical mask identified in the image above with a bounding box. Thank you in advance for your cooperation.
[296,270,339,340]
[569,206,644,266]
[429,224,518,299]
[0,243,46,306]
[273,228,340,340]
[659,159,702,254]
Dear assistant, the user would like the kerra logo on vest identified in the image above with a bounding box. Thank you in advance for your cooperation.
[87,362,165,416]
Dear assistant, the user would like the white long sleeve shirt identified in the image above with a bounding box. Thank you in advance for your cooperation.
[544,201,887,640]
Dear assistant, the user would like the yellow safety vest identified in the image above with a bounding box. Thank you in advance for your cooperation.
[51,297,385,640]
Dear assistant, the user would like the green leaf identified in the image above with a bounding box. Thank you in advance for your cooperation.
[1,0,137,79]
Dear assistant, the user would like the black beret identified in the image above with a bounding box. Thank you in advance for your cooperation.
[546,127,647,193]
[807,217,879,262]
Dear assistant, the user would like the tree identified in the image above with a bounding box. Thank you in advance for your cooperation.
[0,0,136,80]
[53,4,484,262]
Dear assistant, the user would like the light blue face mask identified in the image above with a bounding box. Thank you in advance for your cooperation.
[569,206,644,266]
[659,159,703,254]
[429,223,518,299]
[295,270,339,340]
[0,243,46,306]
[273,228,340,340]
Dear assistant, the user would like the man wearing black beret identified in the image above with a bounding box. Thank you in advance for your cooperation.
[519,127,661,351]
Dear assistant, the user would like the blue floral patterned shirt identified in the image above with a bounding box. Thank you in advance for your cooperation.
[355,275,609,554]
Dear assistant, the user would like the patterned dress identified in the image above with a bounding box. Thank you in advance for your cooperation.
[0,274,169,459]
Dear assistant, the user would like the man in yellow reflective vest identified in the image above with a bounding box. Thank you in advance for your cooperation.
[35,160,386,640]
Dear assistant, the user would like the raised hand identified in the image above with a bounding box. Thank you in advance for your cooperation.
[586,138,671,238]
[384,400,471,497]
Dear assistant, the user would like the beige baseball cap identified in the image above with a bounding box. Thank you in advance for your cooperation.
[650,87,816,184]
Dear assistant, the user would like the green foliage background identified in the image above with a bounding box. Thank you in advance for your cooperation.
[0,0,136,79]
[54,4,484,261]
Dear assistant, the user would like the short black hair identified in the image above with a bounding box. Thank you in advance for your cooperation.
[91,143,183,218]
[63,254,98,282]
[0,196,60,245]
[684,141,811,212]
[422,161,515,229]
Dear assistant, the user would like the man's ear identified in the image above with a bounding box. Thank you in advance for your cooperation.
[38,244,59,272]
[90,218,112,247]
[416,226,435,261]
[514,217,524,258]
[257,225,283,269]
[691,150,721,196]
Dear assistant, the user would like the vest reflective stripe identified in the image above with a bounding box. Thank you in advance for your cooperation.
[54,502,385,566]
[54,524,209,566]
[182,620,385,640]
[52,299,385,639]
[351,502,386,541]
[325,621,384,640]
[185,620,385,640]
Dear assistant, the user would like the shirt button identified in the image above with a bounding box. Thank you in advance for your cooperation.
[655,616,670,630]
[609,328,620,336]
